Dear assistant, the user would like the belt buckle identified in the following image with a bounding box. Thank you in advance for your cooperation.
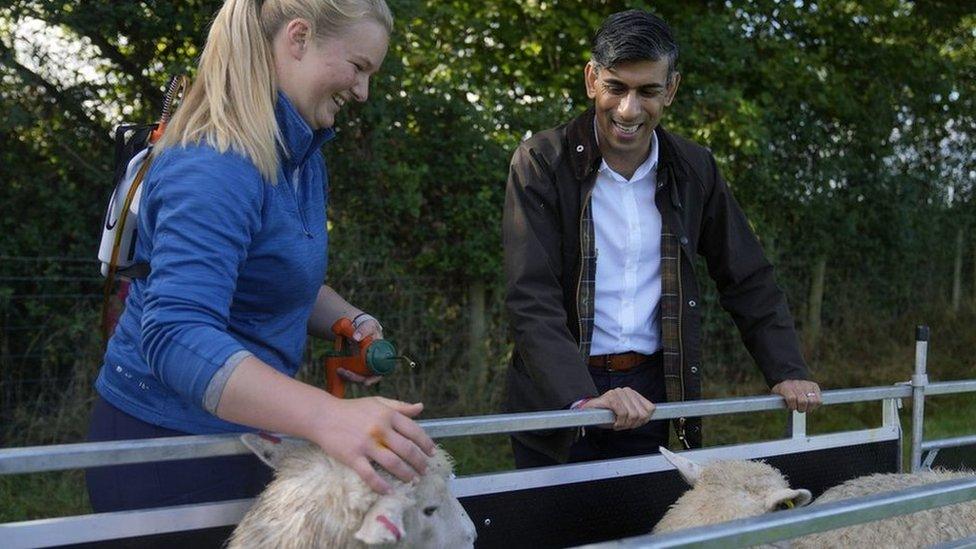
[604,354,616,372]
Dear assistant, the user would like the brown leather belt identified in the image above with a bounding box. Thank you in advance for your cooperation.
[587,351,655,372]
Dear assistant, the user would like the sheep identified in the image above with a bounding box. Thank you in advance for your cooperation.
[653,447,976,547]
[652,447,812,534]
[227,433,477,549]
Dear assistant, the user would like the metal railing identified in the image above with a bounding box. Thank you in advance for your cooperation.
[2,376,975,479]
[3,325,976,549]
[578,476,976,548]
[0,386,913,475]
[577,324,976,548]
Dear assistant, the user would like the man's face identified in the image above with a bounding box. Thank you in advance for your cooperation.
[584,58,680,166]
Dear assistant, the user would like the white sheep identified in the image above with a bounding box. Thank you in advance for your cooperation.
[227,433,477,549]
[654,447,976,547]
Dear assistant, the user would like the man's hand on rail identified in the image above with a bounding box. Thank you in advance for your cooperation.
[771,380,822,413]
[580,387,655,430]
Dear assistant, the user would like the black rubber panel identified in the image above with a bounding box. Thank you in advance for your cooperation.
[460,440,899,549]
[58,527,233,549]
[928,443,976,472]
[53,439,899,549]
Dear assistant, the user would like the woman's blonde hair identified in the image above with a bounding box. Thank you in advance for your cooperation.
[155,0,393,181]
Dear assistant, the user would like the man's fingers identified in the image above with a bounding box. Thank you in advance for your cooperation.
[620,392,643,429]
[796,390,809,413]
[605,388,649,430]
[808,390,823,411]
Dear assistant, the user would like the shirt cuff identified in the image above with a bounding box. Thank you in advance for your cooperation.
[569,397,593,410]
[202,350,254,414]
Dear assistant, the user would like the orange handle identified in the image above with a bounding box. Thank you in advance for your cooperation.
[324,317,374,398]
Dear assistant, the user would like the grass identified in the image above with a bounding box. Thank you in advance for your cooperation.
[3,308,975,523]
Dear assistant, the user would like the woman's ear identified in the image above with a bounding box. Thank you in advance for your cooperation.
[281,18,312,59]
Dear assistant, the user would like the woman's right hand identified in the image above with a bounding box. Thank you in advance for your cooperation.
[311,396,436,494]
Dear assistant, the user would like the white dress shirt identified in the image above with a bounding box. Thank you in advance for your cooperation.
[590,132,662,355]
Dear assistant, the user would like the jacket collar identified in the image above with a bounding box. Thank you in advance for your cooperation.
[275,90,336,173]
[567,109,602,182]
[567,108,679,183]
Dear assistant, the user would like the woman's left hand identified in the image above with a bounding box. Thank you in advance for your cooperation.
[337,368,383,386]
[351,315,383,343]
[338,314,384,386]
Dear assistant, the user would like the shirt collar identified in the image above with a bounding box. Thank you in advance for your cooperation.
[275,90,336,172]
[595,119,659,183]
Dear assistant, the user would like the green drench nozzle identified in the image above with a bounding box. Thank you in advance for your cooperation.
[365,339,399,375]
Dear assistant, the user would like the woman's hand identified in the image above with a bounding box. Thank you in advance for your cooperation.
[216,357,433,495]
[311,396,436,494]
[338,314,385,386]
[351,314,383,342]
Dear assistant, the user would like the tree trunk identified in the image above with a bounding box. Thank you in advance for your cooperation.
[467,279,487,392]
[952,227,963,313]
[804,256,826,350]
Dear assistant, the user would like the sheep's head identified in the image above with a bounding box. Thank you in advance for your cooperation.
[365,450,477,549]
[234,433,476,548]
[653,447,812,534]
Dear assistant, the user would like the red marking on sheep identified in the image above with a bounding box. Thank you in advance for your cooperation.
[258,432,282,444]
[376,515,401,541]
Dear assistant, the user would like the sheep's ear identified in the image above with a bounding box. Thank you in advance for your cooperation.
[765,488,812,511]
[241,432,291,470]
[355,493,413,545]
[659,446,703,486]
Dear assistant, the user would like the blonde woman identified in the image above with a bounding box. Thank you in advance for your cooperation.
[87,0,434,512]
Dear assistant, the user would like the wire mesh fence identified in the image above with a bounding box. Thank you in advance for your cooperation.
[4,251,948,446]
[0,255,771,441]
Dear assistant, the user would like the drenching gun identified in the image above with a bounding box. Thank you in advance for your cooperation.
[323,317,414,398]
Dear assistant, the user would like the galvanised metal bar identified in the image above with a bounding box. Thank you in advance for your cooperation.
[579,476,976,549]
[927,380,976,396]
[0,434,247,475]
[1,499,255,549]
[0,386,916,475]
[930,534,976,549]
[0,428,901,548]
[911,325,930,472]
[922,434,976,452]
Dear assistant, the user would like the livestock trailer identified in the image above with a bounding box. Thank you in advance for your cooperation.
[2,328,975,548]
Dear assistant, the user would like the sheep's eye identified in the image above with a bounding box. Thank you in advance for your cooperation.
[775,500,795,511]
[423,506,438,516]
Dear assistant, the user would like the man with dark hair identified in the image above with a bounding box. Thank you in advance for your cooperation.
[503,9,821,468]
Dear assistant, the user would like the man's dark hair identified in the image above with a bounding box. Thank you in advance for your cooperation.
[591,9,678,81]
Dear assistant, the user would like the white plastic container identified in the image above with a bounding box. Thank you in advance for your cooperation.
[98,148,149,277]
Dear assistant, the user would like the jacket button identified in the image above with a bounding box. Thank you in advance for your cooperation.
[576,145,584,153]
[689,300,697,308]
[690,365,699,374]
[680,236,689,245]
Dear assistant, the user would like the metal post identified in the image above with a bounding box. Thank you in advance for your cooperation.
[789,411,806,439]
[911,325,929,472]
[882,398,903,472]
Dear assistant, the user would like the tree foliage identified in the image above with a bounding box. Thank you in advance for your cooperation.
[1,0,974,312]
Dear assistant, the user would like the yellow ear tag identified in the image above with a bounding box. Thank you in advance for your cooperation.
[784,500,795,509]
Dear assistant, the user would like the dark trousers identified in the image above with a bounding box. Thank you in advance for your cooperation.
[86,396,272,512]
[512,354,670,468]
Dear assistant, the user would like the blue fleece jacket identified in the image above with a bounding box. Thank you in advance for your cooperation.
[96,92,334,434]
